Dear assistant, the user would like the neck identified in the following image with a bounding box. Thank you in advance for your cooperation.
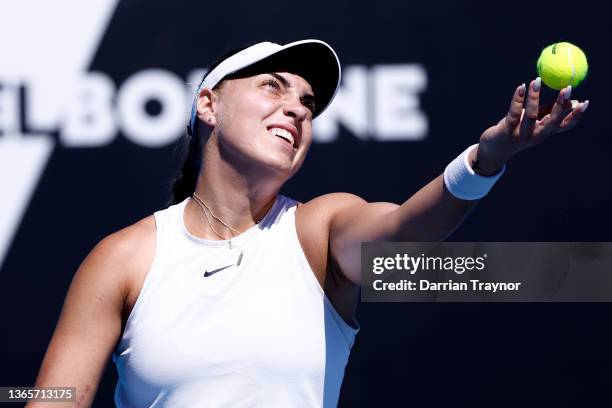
[185,144,281,241]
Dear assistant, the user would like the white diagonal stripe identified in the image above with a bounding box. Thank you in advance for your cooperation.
[0,137,54,275]
[0,0,120,129]
[0,0,118,276]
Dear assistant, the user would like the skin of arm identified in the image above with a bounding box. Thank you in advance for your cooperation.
[27,218,155,408]
[327,79,588,285]
[327,176,476,285]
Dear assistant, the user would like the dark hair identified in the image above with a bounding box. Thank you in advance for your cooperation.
[169,45,250,205]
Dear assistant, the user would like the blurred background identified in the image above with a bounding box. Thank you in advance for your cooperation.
[1,0,611,406]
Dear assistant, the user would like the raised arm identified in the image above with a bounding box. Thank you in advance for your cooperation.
[27,218,155,407]
[328,78,588,284]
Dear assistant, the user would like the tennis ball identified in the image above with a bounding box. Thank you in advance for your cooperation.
[536,42,588,90]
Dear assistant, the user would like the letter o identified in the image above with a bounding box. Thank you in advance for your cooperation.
[117,69,186,147]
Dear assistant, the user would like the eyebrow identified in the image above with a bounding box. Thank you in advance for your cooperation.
[269,72,291,88]
[268,72,316,102]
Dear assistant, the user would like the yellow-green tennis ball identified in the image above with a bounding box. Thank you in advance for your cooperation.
[537,42,588,90]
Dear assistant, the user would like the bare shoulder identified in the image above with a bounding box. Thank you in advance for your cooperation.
[296,193,367,250]
[296,193,367,231]
[296,192,395,242]
[294,193,367,283]
[298,192,368,217]
[94,215,157,319]
[101,215,156,268]
[86,215,155,281]
[72,214,156,326]
[102,215,156,253]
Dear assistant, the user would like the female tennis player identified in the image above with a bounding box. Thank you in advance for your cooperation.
[29,39,588,407]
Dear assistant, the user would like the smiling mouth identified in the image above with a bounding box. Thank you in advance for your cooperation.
[268,127,295,147]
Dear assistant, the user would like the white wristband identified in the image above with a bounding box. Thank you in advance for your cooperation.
[443,144,506,200]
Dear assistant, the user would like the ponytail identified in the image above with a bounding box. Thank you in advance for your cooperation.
[170,126,203,205]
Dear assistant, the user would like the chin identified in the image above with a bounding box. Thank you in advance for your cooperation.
[257,152,304,179]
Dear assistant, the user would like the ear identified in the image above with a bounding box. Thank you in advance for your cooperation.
[196,88,217,127]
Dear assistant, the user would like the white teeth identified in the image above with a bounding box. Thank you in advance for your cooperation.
[269,127,295,147]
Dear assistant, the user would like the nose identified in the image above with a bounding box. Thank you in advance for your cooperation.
[282,96,309,122]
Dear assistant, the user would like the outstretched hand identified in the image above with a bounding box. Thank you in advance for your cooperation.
[474,77,589,175]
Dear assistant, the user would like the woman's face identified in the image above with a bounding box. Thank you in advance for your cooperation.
[209,71,316,179]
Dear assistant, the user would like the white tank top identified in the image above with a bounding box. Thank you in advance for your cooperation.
[112,196,359,407]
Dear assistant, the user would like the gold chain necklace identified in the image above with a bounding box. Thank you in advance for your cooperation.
[192,193,243,237]
[191,193,264,267]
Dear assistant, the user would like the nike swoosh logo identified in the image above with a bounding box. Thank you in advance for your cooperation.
[203,264,233,277]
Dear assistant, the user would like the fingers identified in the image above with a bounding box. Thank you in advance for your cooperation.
[557,100,589,133]
[536,86,573,136]
[518,77,541,142]
[537,103,554,120]
[570,99,579,110]
[500,77,588,147]
[504,83,527,132]
[549,86,573,125]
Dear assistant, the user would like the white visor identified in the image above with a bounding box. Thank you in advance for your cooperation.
[189,39,341,135]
